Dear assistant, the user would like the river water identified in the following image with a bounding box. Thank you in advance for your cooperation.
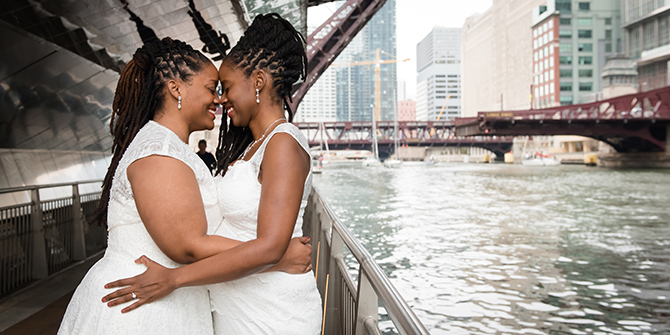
[313,162,670,335]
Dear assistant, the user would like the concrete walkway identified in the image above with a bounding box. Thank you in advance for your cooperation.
[0,253,103,335]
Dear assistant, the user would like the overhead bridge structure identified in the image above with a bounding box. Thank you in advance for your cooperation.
[455,87,670,153]
[295,121,514,157]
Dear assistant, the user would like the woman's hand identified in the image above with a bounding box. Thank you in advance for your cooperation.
[101,255,177,313]
[267,236,313,274]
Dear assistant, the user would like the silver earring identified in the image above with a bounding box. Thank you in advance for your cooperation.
[178,96,182,109]
[256,88,260,104]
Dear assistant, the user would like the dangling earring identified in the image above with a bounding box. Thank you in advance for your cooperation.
[256,88,260,104]
[178,96,182,109]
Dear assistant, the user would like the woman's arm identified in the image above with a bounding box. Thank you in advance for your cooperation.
[103,134,311,312]
[128,156,241,263]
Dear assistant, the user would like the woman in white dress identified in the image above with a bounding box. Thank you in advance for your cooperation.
[103,14,323,334]
[58,37,311,334]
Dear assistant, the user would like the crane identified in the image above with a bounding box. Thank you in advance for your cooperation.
[332,49,409,121]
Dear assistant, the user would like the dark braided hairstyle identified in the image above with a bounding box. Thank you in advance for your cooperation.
[95,37,210,226]
[215,13,307,177]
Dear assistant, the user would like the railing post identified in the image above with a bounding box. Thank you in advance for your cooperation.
[326,230,344,335]
[355,267,378,335]
[71,184,87,261]
[30,189,48,279]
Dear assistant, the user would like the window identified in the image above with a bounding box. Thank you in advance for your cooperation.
[448,75,458,78]
[548,20,553,29]
[605,43,612,52]
[550,57,554,67]
[560,30,572,38]
[556,0,571,13]
[578,43,593,52]
[605,18,612,25]
[579,69,593,77]
[534,64,539,72]
[545,72,549,81]
[605,30,612,40]
[560,95,573,106]
[560,18,571,25]
[539,49,544,58]
[550,70,555,80]
[560,43,573,52]
[560,83,573,91]
[577,18,592,26]
[579,82,593,91]
[560,69,573,77]
[533,29,538,38]
[644,22,655,49]
[544,59,549,68]
[578,56,592,65]
[550,45,554,54]
[550,84,555,94]
[579,2,590,11]
[578,30,592,38]
[560,56,573,64]
[660,16,669,46]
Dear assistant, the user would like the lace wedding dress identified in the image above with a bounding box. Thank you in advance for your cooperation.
[208,123,322,335]
[58,121,221,334]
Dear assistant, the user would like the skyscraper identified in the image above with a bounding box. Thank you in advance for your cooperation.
[531,0,621,107]
[416,27,462,121]
[336,0,397,121]
[621,0,670,92]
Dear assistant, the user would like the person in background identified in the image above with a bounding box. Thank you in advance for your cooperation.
[197,139,216,173]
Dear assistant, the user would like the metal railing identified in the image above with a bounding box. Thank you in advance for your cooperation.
[304,186,430,335]
[0,180,106,298]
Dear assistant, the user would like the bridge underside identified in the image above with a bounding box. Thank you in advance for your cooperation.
[458,119,668,153]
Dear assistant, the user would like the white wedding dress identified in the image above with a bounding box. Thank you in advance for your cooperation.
[58,121,220,335]
[209,123,323,335]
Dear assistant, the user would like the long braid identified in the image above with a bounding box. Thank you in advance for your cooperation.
[215,13,306,177]
[95,37,210,226]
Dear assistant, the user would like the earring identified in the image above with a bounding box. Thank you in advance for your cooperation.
[256,88,260,104]
[178,96,182,109]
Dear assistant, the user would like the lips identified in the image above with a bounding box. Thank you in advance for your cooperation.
[225,106,235,117]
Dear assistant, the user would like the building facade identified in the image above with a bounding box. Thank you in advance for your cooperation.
[335,0,397,121]
[398,100,416,121]
[462,0,546,117]
[622,0,670,91]
[295,64,337,122]
[415,27,462,121]
[532,0,621,108]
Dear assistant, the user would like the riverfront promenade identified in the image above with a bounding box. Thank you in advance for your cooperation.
[0,254,102,335]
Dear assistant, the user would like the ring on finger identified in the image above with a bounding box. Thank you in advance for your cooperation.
[131,292,137,299]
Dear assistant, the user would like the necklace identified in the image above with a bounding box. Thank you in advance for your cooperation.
[241,117,286,158]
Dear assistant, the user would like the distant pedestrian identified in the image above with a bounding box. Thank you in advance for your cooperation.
[197,139,216,173]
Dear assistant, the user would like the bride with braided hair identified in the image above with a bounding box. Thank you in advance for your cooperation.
[103,13,323,334]
[58,35,312,334]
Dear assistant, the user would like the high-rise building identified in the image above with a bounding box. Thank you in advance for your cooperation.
[621,0,670,91]
[416,27,461,121]
[336,0,397,121]
[462,0,546,116]
[531,0,621,108]
[295,25,337,122]
[398,100,416,121]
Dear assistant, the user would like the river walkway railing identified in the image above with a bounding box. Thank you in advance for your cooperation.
[0,180,106,298]
[1,181,429,334]
[304,186,430,335]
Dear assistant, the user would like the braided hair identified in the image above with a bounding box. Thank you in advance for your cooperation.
[215,13,307,176]
[95,37,210,226]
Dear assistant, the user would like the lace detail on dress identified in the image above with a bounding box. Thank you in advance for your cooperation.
[58,120,219,335]
[209,123,321,334]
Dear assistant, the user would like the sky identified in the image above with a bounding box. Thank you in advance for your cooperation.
[308,0,493,100]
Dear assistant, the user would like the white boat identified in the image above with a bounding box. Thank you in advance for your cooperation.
[521,157,561,166]
[383,158,402,168]
[362,156,382,167]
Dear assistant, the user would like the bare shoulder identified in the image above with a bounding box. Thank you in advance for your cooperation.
[263,132,309,169]
[128,155,196,183]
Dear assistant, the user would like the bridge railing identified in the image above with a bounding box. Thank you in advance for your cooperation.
[304,186,430,335]
[0,181,106,298]
[475,86,670,121]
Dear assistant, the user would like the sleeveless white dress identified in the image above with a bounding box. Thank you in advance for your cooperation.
[208,123,322,335]
[58,121,221,335]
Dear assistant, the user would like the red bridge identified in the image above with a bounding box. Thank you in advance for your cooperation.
[294,121,514,157]
[454,87,670,153]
